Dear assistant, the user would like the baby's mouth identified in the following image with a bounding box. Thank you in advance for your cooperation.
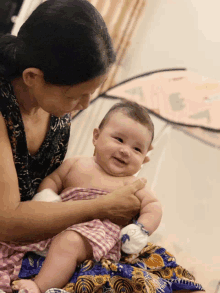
[113,157,127,164]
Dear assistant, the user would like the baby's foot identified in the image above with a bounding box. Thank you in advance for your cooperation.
[12,279,41,293]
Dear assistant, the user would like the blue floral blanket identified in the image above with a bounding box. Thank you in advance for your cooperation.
[17,242,204,292]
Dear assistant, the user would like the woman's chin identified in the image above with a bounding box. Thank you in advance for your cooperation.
[51,111,69,117]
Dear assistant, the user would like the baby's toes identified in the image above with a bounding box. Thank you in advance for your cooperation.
[12,279,40,293]
[11,280,21,290]
[12,281,28,293]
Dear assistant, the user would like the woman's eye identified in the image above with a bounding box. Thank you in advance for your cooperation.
[115,137,123,143]
[67,96,79,100]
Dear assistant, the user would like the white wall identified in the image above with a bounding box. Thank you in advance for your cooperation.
[115,2,220,290]
[118,0,220,82]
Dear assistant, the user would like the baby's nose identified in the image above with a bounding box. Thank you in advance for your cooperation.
[119,147,130,156]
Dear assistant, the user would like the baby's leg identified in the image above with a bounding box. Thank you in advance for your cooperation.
[12,231,93,293]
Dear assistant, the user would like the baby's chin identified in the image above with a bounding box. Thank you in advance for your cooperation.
[95,158,137,177]
[103,166,136,177]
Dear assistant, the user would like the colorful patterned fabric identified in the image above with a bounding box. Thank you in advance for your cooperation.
[0,76,71,201]
[18,243,205,293]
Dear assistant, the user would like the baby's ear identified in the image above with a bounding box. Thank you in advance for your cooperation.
[92,128,100,146]
[143,155,150,164]
[148,144,153,151]
[142,144,153,164]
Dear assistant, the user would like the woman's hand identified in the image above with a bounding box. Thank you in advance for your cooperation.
[97,178,147,226]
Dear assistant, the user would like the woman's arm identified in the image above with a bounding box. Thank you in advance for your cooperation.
[0,114,145,243]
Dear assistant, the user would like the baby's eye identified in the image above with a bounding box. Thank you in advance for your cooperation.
[134,147,141,152]
[115,137,123,143]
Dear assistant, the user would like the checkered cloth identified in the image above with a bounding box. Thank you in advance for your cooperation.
[0,188,121,292]
[61,188,121,262]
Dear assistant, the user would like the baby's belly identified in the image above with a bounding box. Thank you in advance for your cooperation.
[62,181,125,194]
[62,174,133,194]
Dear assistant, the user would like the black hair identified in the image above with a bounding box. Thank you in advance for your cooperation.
[98,100,154,143]
[0,0,116,85]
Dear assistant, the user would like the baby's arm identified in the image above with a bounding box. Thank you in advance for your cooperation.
[38,157,80,194]
[135,183,162,236]
[120,178,162,254]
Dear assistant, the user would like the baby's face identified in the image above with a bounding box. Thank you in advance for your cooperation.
[93,112,152,177]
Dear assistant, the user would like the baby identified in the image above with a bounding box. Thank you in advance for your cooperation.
[13,100,162,293]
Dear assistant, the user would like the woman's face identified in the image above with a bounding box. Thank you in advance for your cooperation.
[31,73,108,117]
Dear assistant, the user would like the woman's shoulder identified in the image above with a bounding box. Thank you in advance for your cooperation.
[0,76,18,116]
[0,112,21,220]
[0,111,9,138]
[0,112,14,156]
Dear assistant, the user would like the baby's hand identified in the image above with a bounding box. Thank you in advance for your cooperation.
[120,223,149,254]
[32,189,61,202]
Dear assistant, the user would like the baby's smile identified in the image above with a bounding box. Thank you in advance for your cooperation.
[113,157,128,165]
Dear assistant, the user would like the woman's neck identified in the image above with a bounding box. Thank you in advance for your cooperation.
[11,77,41,116]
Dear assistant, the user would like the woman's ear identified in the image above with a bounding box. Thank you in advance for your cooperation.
[92,128,100,146]
[22,68,44,88]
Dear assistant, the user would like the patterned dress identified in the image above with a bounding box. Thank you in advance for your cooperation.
[0,76,71,201]
[0,76,205,292]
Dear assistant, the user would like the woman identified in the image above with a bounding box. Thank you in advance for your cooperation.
[0,0,204,292]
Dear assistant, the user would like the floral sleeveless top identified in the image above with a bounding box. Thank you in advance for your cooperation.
[0,77,71,201]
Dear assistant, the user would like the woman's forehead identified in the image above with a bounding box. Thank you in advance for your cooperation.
[65,74,108,96]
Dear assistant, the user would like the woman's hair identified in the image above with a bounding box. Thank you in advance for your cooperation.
[0,0,116,85]
[98,100,154,143]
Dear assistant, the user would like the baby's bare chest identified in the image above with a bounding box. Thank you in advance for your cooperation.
[64,159,131,192]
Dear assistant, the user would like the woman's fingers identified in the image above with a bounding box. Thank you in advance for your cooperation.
[99,178,147,226]
[126,178,147,194]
